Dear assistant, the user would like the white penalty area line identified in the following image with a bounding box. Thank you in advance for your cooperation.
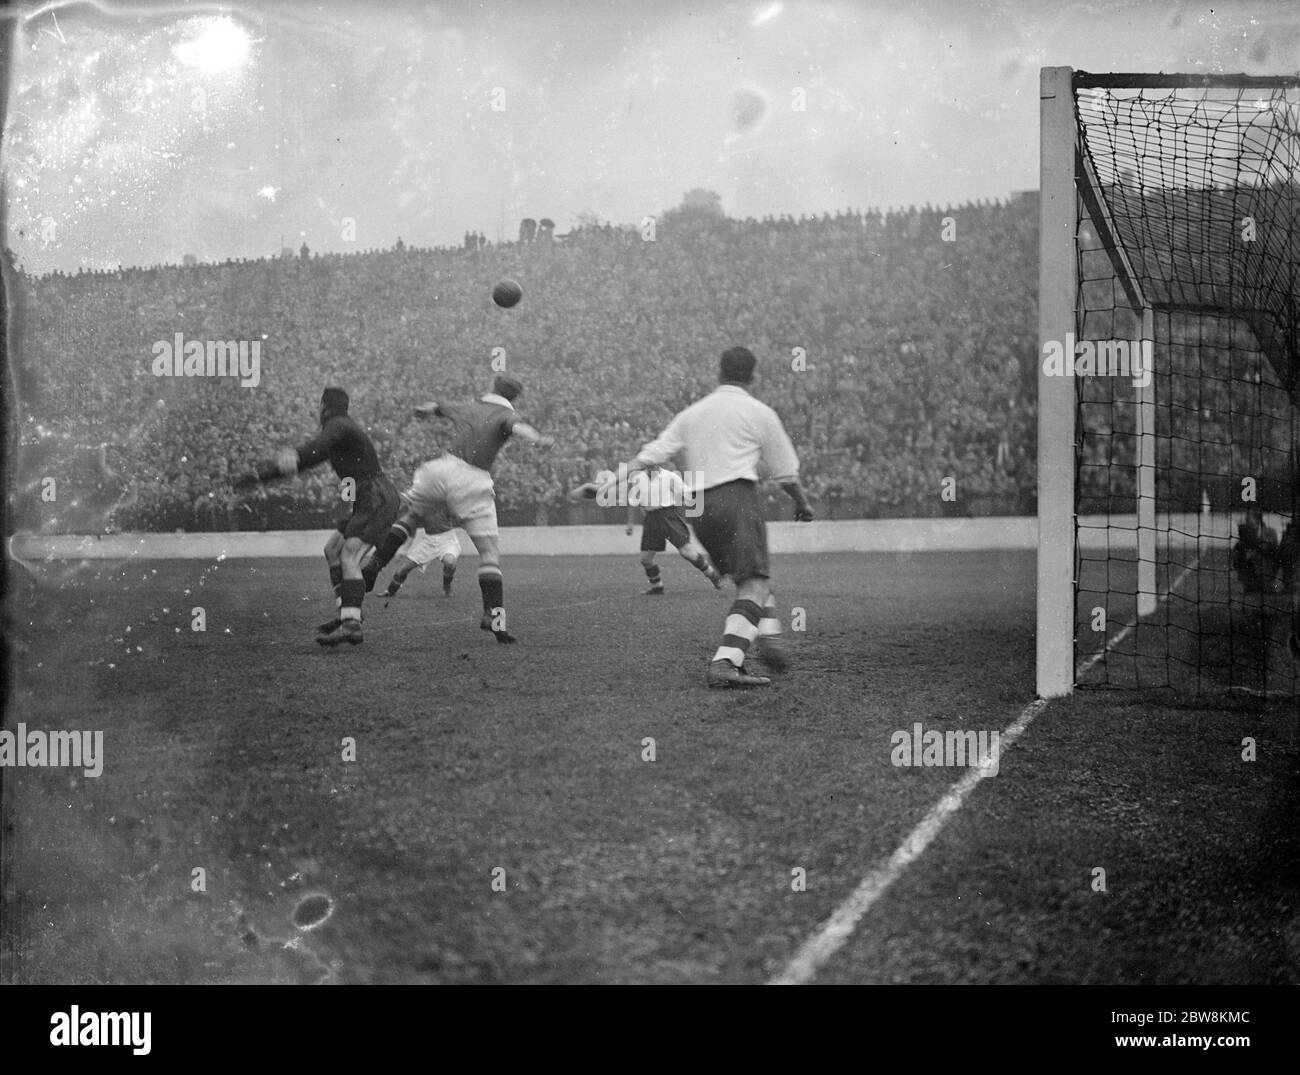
[769,558,1199,986]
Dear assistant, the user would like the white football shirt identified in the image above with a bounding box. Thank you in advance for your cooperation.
[597,467,686,509]
[635,384,800,491]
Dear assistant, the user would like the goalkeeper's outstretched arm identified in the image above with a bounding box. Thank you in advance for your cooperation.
[232,447,301,491]
[233,420,345,491]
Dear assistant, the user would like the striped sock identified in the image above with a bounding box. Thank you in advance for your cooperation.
[759,594,782,637]
[644,563,663,588]
[713,599,763,667]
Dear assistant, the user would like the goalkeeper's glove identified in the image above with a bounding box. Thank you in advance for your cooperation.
[233,449,298,492]
[794,506,814,522]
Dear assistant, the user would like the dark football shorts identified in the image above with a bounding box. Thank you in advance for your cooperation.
[691,479,769,581]
[337,474,401,546]
[640,506,692,552]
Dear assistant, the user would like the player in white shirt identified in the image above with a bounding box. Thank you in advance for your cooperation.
[568,465,721,592]
[629,347,813,688]
[381,522,462,602]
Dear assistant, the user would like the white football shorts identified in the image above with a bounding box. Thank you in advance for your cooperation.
[405,454,498,539]
[398,527,462,568]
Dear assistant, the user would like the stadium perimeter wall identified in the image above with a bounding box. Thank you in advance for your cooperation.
[7,514,1253,561]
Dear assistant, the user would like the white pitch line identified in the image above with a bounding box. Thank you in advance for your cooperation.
[1076,559,1198,679]
[770,557,1200,985]
[769,696,1047,986]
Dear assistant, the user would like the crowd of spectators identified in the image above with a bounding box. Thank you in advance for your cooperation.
[14,198,1043,532]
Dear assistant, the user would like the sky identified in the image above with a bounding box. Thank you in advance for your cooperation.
[4,0,1299,273]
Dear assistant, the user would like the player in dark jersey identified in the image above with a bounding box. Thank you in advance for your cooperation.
[234,386,400,647]
[362,374,552,643]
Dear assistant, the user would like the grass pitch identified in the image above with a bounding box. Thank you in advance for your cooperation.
[3,550,1298,983]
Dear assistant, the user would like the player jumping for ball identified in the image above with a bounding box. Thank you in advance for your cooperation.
[234,386,400,647]
[362,374,552,643]
[568,465,721,593]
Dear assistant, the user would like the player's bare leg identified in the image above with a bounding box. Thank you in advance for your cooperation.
[318,529,347,633]
[640,550,665,594]
[706,575,772,688]
[468,532,515,643]
[440,552,457,595]
[676,536,723,588]
[318,536,369,646]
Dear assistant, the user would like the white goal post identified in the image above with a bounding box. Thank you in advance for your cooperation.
[1038,66,1156,698]
[1037,65,1084,699]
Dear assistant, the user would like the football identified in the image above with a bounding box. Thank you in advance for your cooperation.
[492,279,523,308]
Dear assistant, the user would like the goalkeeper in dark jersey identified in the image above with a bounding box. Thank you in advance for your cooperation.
[234,386,400,647]
[362,374,552,643]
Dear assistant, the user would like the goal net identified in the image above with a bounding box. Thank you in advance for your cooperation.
[1037,69,1300,699]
